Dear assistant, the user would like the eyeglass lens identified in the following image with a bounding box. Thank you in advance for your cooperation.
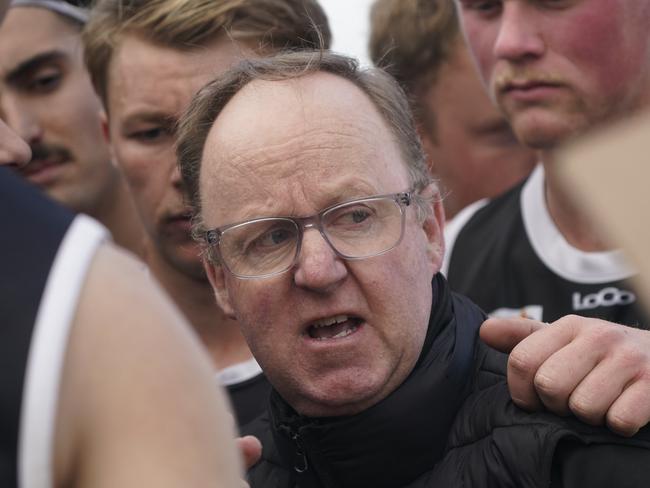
[219,196,404,277]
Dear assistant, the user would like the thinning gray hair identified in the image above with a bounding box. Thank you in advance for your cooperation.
[177,49,434,235]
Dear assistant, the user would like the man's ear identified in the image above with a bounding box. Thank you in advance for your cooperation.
[100,109,110,144]
[420,185,446,274]
[99,110,120,169]
[203,258,237,319]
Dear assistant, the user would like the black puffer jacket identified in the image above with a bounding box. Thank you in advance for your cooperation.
[244,275,650,487]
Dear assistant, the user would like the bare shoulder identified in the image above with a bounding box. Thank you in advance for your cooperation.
[55,242,241,488]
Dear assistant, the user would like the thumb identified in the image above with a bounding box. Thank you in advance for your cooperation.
[480,317,547,353]
[237,435,262,470]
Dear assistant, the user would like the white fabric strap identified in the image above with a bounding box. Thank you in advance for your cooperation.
[11,0,88,24]
[521,165,635,283]
[216,357,264,387]
[18,215,107,488]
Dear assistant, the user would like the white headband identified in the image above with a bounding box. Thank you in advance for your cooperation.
[10,0,88,24]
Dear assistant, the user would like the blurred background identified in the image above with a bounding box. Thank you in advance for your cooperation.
[314,0,374,65]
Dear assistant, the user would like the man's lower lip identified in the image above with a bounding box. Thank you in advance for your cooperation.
[503,85,561,102]
[22,163,64,186]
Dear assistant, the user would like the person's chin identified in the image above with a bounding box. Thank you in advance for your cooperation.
[291,366,394,418]
[509,111,576,150]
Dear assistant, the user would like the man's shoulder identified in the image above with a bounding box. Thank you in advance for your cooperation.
[443,178,528,281]
[437,375,650,488]
[551,436,650,487]
[449,179,524,246]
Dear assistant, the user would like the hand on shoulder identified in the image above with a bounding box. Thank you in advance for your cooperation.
[481,315,650,436]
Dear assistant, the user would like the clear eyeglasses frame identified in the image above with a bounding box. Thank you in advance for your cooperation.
[202,190,416,280]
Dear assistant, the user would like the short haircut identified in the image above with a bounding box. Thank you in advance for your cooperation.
[368,0,459,129]
[177,50,432,231]
[82,0,332,106]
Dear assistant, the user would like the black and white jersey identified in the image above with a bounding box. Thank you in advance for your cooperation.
[217,358,271,429]
[443,165,647,327]
[0,168,107,488]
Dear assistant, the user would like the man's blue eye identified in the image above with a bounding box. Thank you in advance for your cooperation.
[350,210,370,224]
[331,206,375,227]
[267,229,292,245]
[252,227,294,250]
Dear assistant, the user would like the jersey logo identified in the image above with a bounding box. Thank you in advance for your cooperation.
[572,287,636,311]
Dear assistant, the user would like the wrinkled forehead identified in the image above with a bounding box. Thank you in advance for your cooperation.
[199,72,410,222]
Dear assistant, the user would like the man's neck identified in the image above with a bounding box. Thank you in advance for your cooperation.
[145,244,253,371]
[541,155,612,252]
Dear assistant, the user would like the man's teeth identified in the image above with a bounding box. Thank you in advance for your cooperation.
[312,314,349,328]
[330,325,357,339]
[312,315,348,328]
[308,315,359,340]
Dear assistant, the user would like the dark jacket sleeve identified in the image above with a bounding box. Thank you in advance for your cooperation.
[551,440,650,488]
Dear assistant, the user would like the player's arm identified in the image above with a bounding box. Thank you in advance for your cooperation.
[53,243,242,488]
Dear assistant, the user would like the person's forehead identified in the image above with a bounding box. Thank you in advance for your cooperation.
[210,72,397,158]
[107,33,251,114]
[0,7,79,72]
[199,72,409,219]
[4,5,79,38]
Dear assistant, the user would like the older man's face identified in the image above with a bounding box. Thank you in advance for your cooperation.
[456,0,650,149]
[200,72,444,417]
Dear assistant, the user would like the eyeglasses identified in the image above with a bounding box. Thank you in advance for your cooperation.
[202,190,416,279]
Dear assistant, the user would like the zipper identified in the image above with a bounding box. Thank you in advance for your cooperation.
[291,431,309,473]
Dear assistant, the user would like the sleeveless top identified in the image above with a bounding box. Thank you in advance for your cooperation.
[0,168,106,487]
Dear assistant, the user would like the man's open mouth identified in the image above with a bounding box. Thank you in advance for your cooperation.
[306,315,362,341]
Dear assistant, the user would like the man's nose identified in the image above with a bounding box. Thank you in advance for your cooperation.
[170,154,185,189]
[0,119,31,166]
[293,228,348,293]
[493,3,545,62]
[1,98,43,146]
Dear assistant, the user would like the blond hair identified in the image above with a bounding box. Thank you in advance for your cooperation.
[369,0,459,131]
[82,0,331,105]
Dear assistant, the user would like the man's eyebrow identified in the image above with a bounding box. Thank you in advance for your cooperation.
[6,50,66,84]
[121,111,177,127]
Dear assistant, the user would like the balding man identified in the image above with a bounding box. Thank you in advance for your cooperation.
[176,50,650,488]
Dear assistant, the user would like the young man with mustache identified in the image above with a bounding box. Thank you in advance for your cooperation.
[0,0,145,255]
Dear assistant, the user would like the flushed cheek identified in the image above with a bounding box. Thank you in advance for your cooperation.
[232,283,287,343]
[550,8,633,95]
